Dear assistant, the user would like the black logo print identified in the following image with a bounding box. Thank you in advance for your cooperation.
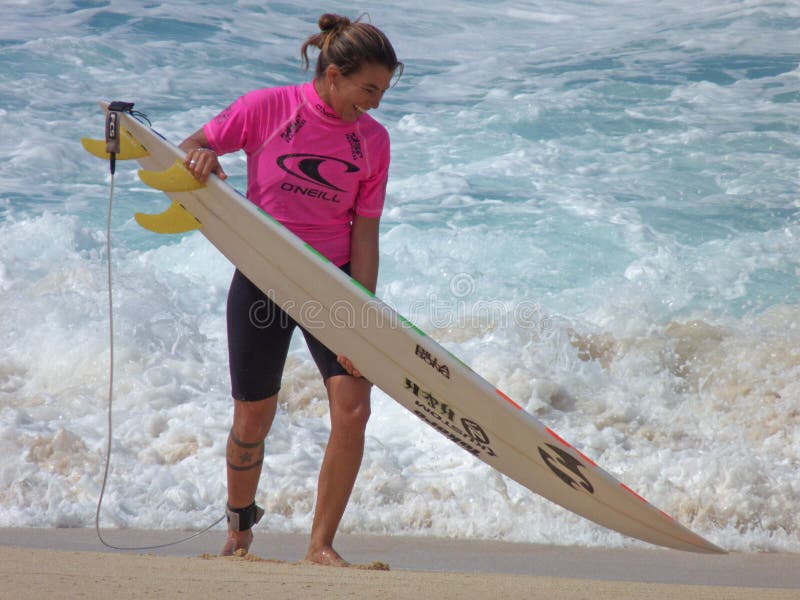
[280,115,306,143]
[538,443,594,494]
[276,153,359,192]
[345,132,363,160]
[462,419,490,446]
[414,344,451,379]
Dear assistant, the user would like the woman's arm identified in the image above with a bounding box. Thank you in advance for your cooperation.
[179,128,227,182]
[348,214,380,294]
[337,214,380,378]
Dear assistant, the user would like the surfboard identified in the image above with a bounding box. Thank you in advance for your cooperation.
[82,102,725,554]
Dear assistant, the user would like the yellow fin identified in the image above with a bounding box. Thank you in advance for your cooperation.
[80,129,149,160]
[134,201,201,234]
[138,160,207,192]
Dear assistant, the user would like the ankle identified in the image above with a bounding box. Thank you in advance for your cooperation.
[222,527,253,556]
[305,544,349,567]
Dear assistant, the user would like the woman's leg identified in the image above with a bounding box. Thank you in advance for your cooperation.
[224,269,292,555]
[305,374,372,565]
[222,395,278,555]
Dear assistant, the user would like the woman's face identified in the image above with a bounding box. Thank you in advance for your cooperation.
[323,62,394,122]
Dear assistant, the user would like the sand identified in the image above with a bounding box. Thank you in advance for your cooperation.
[2,528,798,599]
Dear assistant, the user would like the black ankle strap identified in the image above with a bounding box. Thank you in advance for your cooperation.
[225,502,264,531]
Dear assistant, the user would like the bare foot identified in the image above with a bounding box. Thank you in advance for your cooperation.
[304,546,350,567]
[221,528,253,556]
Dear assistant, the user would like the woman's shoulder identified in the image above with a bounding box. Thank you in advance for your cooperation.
[357,113,389,141]
[230,84,305,127]
[358,114,390,146]
[240,83,302,105]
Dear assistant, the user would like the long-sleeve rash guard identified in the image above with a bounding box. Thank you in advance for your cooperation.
[203,81,390,266]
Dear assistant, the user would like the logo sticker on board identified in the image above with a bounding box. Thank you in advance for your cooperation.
[538,443,594,494]
[404,376,496,458]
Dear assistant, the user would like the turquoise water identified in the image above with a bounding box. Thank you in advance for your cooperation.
[1,0,798,552]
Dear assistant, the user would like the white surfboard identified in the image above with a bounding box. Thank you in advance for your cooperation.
[82,102,725,554]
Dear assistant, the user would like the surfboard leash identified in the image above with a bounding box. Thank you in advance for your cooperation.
[93,101,225,551]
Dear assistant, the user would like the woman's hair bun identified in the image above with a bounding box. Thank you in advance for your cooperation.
[301,12,402,81]
[318,13,351,33]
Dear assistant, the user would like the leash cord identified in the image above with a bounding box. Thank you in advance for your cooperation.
[94,137,224,552]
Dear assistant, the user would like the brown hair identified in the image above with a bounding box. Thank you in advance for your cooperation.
[301,13,403,82]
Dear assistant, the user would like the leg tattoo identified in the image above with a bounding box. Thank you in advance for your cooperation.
[227,429,265,472]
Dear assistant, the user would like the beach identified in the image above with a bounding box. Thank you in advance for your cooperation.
[2,528,798,599]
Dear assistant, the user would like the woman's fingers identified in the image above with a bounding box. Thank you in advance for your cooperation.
[185,148,226,181]
[337,355,363,379]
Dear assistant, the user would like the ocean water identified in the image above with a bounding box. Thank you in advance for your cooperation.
[1,0,799,553]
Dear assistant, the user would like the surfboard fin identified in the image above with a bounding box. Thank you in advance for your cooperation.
[80,129,149,160]
[134,160,206,234]
[138,159,207,192]
[134,201,201,234]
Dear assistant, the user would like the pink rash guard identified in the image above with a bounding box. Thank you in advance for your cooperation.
[203,81,390,266]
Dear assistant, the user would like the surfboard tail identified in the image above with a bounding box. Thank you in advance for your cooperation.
[83,129,203,235]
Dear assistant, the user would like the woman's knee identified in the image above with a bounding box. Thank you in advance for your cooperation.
[232,396,277,441]
[328,377,372,432]
[342,398,371,431]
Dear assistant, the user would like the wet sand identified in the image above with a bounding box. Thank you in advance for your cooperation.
[2,528,798,599]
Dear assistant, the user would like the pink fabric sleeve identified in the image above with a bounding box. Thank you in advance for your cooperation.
[354,129,390,218]
[202,90,271,156]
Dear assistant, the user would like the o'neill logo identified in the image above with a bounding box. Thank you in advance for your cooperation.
[277,153,359,192]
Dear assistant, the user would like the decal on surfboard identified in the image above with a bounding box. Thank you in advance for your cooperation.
[404,376,496,458]
[538,443,595,494]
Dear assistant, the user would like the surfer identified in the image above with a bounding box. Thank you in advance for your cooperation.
[177,13,401,566]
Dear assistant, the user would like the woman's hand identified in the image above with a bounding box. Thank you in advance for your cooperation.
[179,128,227,183]
[337,355,365,379]
[185,147,226,182]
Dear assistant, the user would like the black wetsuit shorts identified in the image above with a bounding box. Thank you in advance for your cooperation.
[226,267,349,401]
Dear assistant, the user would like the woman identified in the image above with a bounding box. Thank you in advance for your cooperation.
[179,13,402,565]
